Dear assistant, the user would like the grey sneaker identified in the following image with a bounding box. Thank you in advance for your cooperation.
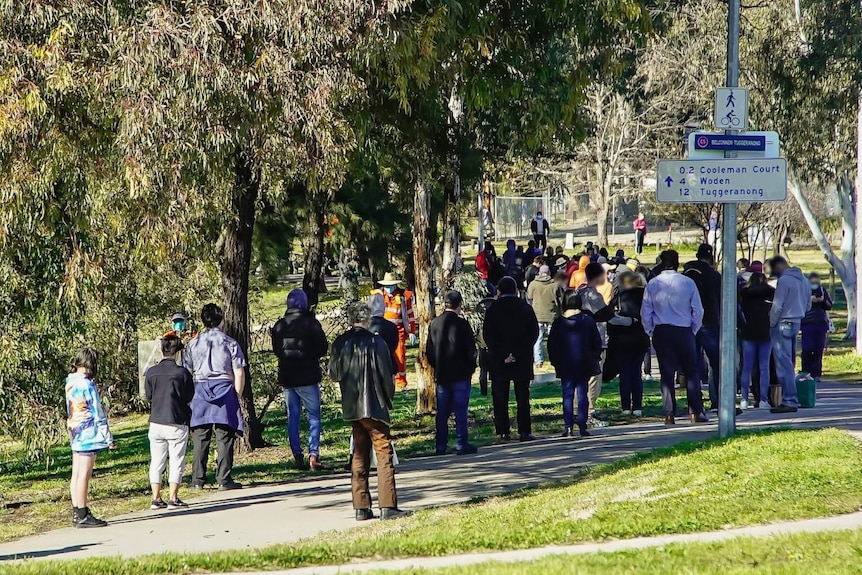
[150,499,168,511]
[587,416,609,429]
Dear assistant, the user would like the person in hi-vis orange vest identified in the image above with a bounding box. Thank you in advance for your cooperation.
[372,273,416,390]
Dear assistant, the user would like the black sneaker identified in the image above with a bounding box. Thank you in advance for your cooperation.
[75,511,108,529]
[380,507,414,520]
[456,444,478,455]
[355,508,375,522]
[519,434,537,442]
[498,433,511,442]
[219,480,243,491]
[167,499,188,510]
[770,405,798,414]
[150,499,168,510]
[579,429,592,438]
[561,427,573,438]
[434,448,447,456]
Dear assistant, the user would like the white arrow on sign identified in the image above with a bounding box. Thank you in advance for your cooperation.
[656,158,787,204]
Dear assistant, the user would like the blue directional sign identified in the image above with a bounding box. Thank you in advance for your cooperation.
[693,133,766,152]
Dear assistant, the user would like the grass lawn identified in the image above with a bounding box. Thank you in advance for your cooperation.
[357,528,862,575]
[4,428,862,575]
[0,379,664,543]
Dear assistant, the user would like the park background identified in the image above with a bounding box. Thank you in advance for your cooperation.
[2,0,862,570]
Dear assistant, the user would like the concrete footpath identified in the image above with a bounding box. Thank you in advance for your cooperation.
[0,380,860,563]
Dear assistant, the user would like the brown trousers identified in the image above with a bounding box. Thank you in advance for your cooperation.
[351,419,397,510]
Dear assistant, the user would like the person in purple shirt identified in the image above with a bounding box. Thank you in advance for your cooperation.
[183,304,246,491]
[641,250,709,425]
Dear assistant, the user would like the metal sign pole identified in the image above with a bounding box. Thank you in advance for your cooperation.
[719,0,741,438]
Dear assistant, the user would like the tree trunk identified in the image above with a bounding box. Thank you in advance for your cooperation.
[596,179,612,247]
[221,149,265,451]
[302,199,328,308]
[413,180,437,415]
[442,176,461,287]
[788,167,857,338]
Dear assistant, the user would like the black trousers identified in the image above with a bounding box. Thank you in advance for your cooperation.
[478,348,490,395]
[652,325,704,416]
[491,379,531,436]
[191,424,236,487]
[533,234,547,250]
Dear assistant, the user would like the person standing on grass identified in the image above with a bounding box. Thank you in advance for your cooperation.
[547,290,602,438]
[579,263,615,429]
[526,264,559,369]
[801,272,833,381]
[66,348,115,528]
[145,333,195,511]
[739,272,775,409]
[329,302,412,522]
[641,250,709,425]
[683,244,722,411]
[483,276,540,442]
[272,289,330,471]
[768,256,811,414]
[475,292,497,396]
[427,291,478,456]
[607,271,650,416]
[531,211,550,250]
[184,304,245,491]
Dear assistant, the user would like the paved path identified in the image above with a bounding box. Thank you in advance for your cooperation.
[1,380,860,563]
[215,510,862,575]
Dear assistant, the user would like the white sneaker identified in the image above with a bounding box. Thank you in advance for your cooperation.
[622,410,632,416]
[633,410,643,417]
[740,400,749,410]
[643,373,654,381]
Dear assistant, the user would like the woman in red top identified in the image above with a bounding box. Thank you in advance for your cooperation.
[633,212,647,255]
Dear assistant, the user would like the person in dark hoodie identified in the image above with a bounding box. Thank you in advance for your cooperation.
[768,256,812,414]
[739,272,774,409]
[607,270,650,416]
[427,291,478,455]
[800,272,833,380]
[271,289,329,471]
[483,276,540,441]
[683,244,722,410]
[502,239,518,276]
[547,289,602,437]
[183,304,245,491]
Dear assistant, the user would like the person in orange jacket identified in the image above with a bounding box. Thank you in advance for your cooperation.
[568,255,591,289]
[371,273,416,390]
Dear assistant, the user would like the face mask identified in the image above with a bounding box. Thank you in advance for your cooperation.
[384,285,396,295]
[173,320,187,332]
[810,282,820,290]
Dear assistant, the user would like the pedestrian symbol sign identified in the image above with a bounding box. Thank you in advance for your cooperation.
[715,87,748,131]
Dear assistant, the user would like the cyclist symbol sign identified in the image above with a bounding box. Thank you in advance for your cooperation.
[715,87,748,131]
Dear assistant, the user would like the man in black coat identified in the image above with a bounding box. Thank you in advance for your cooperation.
[427,291,478,456]
[271,289,329,471]
[482,276,540,441]
[683,244,722,410]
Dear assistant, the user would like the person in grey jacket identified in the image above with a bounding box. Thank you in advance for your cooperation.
[328,302,411,522]
[768,257,812,413]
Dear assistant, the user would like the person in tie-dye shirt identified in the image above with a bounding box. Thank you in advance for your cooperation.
[66,348,115,528]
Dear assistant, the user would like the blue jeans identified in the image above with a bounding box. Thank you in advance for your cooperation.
[771,321,800,408]
[801,323,828,378]
[696,326,720,407]
[284,385,321,457]
[436,380,472,451]
[618,352,644,411]
[562,378,589,433]
[534,323,550,364]
[741,339,771,404]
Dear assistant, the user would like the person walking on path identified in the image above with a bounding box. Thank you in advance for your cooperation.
[531,211,550,250]
[427,291,478,456]
[329,302,411,522]
[607,271,650,416]
[272,289,330,471]
[683,244,722,411]
[66,348,115,528]
[547,290,602,438]
[483,276,540,442]
[579,263,615,429]
[768,256,812,414]
[145,333,195,510]
[526,264,560,368]
[633,212,647,255]
[183,304,246,491]
[641,250,709,425]
[739,272,775,409]
[801,272,833,381]
[370,273,416,390]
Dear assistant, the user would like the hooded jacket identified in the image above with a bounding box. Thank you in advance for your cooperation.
[66,372,114,452]
[547,312,602,381]
[329,327,395,424]
[740,284,774,341]
[483,295,540,381]
[526,275,560,323]
[802,285,833,326]
[770,267,812,326]
[368,294,400,372]
[271,307,328,388]
[568,256,591,288]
